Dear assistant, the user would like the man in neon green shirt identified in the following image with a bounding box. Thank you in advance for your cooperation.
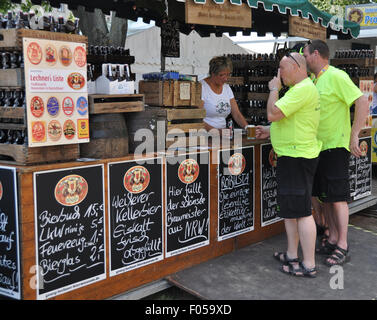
[303,40,369,267]
[256,53,321,277]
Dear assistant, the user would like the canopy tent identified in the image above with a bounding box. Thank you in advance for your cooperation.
[10,0,360,39]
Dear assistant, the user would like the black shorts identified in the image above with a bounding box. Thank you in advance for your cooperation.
[276,156,318,219]
[312,148,350,203]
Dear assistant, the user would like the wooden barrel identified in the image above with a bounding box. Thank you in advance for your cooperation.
[80,113,129,159]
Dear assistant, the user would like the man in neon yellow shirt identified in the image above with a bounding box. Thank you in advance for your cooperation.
[256,53,321,277]
[303,40,369,267]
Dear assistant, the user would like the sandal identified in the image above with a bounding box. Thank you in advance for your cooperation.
[273,252,299,264]
[316,239,337,255]
[280,261,317,278]
[324,246,350,267]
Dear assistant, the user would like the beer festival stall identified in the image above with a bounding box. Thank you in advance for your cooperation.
[0,0,372,300]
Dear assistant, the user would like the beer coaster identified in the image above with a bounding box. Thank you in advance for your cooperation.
[124,166,150,194]
[228,153,246,176]
[54,175,88,206]
[74,45,87,68]
[62,97,74,116]
[76,96,88,115]
[59,45,72,67]
[30,96,44,118]
[45,43,57,66]
[63,119,76,139]
[31,121,46,142]
[178,159,199,184]
[67,72,86,90]
[77,119,89,139]
[47,120,62,141]
[47,96,60,117]
[27,42,42,65]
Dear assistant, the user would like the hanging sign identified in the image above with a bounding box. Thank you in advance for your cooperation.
[289,16,327,41]
[161,19,180,58]
[185,0,251,28]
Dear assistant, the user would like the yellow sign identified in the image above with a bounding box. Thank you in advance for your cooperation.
[372,128,377,163]
[346,5,377,28]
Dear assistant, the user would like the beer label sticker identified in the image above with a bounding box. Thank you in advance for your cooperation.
[62,97,74,116]
[76,96,88,116]
[45,43,58,66]
[67,73,86,90]
[31,121,46,142]
[27,42,42,65]
[59,45,72,67]
[123,166,150,194]
[48,120,62,141]
[74,46,87,68]
[63,119,76,140]
[47,96,60,117]
[178,159,199,184]
[0,181,3,201]
[228,153,246,176]
[54,174,88,206]
[30,96,44,118]
[77,119,89,139]
[360,141,368,157]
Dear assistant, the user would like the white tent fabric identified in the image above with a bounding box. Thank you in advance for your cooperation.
[125,26,252,91]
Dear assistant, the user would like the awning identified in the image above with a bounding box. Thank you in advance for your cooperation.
[10,0,360,39]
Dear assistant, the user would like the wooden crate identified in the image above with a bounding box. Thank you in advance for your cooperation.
[0,143,79,165]
[126,106,206,152]
[0,69,24,87]
[88,94,144,114]
[0,28,87,51]
[139,80,202,107]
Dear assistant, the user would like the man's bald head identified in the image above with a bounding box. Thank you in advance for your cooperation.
[282,52,307,71]
[279,52,309,86]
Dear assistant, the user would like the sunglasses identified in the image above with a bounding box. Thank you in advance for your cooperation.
[285,52,300,68]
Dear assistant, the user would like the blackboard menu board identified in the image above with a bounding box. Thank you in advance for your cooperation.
[34,165,106,300]
[0,167,21,300]
[108,158,164,276]
[218,147,254,241]
[260,144,282,227]
[349,136,372,201]
[165,152,210,257]
[161,19,180,58]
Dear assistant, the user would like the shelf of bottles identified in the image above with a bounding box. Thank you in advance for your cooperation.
[227,53,279,127]
[87,45,136,86]
[331,49,375,85]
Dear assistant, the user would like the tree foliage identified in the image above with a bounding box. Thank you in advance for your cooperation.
[309,0,372,14]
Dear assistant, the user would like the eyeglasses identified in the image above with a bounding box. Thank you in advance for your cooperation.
[285,52,300,68]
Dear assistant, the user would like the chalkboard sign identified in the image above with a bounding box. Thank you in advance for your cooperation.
[218,147,254,241]
[0,167,21,300]
[349,136,372,201]
[161,19,180,58]
[34,165,106,300]
[260,144,282,227]
[108,158,164,276]
[165,152,210,257]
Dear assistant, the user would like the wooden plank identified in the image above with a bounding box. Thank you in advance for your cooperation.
[0,107,25,119]
[0,68,24,87]
[166,108,206,121]
[89,101,144,114]
[289,16,326,41]
[167,122,204,133]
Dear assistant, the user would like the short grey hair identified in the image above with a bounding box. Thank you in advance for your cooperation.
[209,56,233,76]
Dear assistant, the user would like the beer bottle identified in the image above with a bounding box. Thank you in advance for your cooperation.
[107,64,115,81]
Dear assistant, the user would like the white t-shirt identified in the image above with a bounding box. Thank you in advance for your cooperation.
[201,79,234,129]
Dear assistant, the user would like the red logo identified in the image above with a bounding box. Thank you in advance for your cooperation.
[30,96,44,118]
[178,159,199,184]
[269,149,278,168]
[27,42,42,65]
[123,166,150,194]
[31,121,46,142]
[74,46,87,68]
[54,175,88,206]
[63,119,76,140]
[48,120,62,141]
[62,97,74,116]
[59,45,72,66]
[67,72,85,90]
[228,153,246,176]
[360,141,368,157]
[45,43,57,66]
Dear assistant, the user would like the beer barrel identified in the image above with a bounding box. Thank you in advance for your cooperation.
[80,113,129,158]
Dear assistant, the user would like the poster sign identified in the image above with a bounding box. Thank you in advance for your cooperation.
[108,158,164,276]
[346,4,377,29]
[23,38,89,147]
[260,144,282,227]
[165,152,210,258]
[218,147,254,241]
[0,167,21,300]
[33,165,106,300]
[289,16,327,41]
[161,19,180,58]
[349,137,372,201]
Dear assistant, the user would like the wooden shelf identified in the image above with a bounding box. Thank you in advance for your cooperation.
[88,94,145,114]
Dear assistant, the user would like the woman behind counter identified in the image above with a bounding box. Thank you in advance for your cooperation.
[200,56,248,133]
